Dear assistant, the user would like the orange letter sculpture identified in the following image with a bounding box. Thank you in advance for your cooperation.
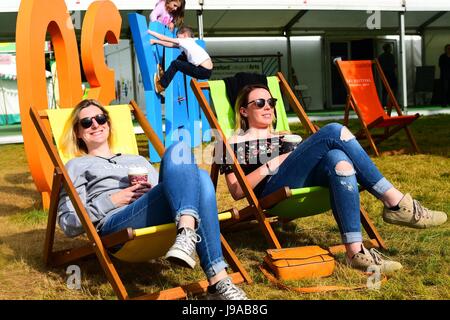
[16,0,121,208]
[81,0,121,103]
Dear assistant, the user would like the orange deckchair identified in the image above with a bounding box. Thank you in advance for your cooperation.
[336,59,420,156]
[29,100,251,300]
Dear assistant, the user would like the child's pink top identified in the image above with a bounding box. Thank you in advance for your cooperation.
[149,0,173,26]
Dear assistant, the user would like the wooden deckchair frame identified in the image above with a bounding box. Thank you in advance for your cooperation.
[191,72,386,251]
[29,100,251,300]
[337,59,420,157]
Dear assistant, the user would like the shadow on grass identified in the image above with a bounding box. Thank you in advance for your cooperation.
[0,227,213,299]
[290,115,450,158]
[222,219,340,253]
[0,185,41,217]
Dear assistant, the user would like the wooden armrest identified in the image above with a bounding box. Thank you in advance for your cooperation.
[259,186,292,209]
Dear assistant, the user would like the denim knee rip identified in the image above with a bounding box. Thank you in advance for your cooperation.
[340,126,355,142]
[335,161,357,192]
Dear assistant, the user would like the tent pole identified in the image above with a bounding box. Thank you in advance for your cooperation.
[0,79,8,125]
[399,11,408,114]
[286,31,293,86]
[197,8,204,40]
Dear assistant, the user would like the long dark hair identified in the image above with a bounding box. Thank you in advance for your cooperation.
[168,0,185,27]
[234,84,276,133]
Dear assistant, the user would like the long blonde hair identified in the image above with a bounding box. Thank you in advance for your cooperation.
[60,99,113,159]
[166,0,185,27]
[234,84,278,134]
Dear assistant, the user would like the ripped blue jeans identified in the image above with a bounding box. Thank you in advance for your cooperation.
[260,123,393,244]
[99,142,227,279]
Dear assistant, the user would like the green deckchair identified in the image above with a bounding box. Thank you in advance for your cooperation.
[191,72,386,250]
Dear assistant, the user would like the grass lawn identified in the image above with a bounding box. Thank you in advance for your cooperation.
[0,115,449,300]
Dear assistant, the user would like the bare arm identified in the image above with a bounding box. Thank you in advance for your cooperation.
[147,30,179,46]
[224,153,291,200]
[151,39,176,47]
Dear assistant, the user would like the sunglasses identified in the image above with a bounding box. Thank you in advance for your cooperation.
[79,114,108,129]
[245,98,277,108]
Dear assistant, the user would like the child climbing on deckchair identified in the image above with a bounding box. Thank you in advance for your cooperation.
[148,26,213,95]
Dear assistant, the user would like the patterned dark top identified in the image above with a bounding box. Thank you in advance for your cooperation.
[217,135,301,196]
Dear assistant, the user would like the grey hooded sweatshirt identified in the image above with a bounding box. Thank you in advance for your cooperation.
[57,154,159,237]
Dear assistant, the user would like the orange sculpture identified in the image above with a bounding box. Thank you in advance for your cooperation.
[16,0,121,208]
[81,1,121,103]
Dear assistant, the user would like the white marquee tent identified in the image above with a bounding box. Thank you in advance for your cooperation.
[0,0,449,112]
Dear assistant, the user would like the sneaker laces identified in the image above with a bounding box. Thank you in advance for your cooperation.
[174,228,201,254]
[368,248,392,266]
[216,277,248,300]
[413,199,431,221]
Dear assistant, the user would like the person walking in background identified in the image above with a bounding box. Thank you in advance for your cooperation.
[378,43,398,107]
[148,26,213,95]
[439,44,450,108]
[149,0,185,31]
[218,84,447,274]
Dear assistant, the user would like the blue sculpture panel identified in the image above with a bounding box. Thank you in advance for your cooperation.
[128,13,162,162]
[163,27,190,148]
[129,13,211,161]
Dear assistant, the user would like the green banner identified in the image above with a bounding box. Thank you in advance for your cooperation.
[0,43,16,53]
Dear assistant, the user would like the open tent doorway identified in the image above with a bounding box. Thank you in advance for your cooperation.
[328,38,375,108]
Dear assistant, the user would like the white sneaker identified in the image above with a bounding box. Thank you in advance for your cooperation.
[206,277,249,300]
[165,227,200,269]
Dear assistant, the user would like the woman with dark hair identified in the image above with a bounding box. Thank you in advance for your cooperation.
[218,84,447,274]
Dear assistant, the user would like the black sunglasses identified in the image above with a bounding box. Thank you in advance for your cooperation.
[79,114,108,129]
[245,98,277,108]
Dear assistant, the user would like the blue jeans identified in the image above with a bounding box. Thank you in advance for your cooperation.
[261,123,393,244]
[160,54,212,88]
[99,142,227,279]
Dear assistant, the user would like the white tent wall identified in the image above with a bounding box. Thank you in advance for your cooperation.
[205,37,325,110]
[1,1,447,116]
[104,40,135,105]
[290,37,324,110]
[204,35,424,109]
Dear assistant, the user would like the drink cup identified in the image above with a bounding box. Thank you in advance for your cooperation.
[280,134,302,153]
[128,167,149,185]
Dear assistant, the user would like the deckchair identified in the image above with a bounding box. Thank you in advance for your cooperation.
[29,100,251,300]
[191,72,386,252]
[336,59,420,157]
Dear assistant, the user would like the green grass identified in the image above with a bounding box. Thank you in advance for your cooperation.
[0,115,449,300]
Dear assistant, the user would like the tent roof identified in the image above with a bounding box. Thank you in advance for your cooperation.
[3,0,450,12]
[0,1,449,41]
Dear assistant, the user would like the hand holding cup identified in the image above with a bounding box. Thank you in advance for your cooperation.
[280,134,302,153]
[128,167,149,185]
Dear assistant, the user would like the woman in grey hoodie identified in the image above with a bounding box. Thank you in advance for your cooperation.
[57,99,248,300]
